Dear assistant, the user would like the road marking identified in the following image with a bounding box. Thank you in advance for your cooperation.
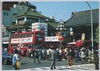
[22,64,94,70]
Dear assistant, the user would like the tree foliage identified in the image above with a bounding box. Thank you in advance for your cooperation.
[94,26,99,43]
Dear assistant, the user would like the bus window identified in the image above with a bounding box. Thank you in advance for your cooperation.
[16,35,18,38]
[12,35,15,38]
[24,44,28,47]
[12,44,14,47]
[36,33,44,37]
[26,34,28,37]
[36,33,39,37]
[24,34,26,37]
[21,34,23,37]
[40,34,44,37]
[12,35,14,38]
[15,35,18,38]
[18,34,19,38]
[27,33,31,37]
[31,33,34,37]
[26,44,28,47]
[13,44,15,47]
[30,44,35,48]
[23,44,25,47]
[29,33,31,37]
[30,44,33,47]
[23,34,25,37]
[18,34,21,38]
[15,44,18,47]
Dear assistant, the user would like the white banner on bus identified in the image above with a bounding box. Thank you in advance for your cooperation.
[11,37,33,43]
[45,36,59,42]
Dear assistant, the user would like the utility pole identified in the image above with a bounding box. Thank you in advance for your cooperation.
[86,1,94,54]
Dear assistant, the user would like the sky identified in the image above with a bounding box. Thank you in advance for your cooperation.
[29,1,99,21]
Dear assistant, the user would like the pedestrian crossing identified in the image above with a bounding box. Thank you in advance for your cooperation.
[22,64,95,70]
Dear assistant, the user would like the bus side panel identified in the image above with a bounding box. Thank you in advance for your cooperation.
[33,32,35,44]
[8,34,12,54]
[21,47,27,56]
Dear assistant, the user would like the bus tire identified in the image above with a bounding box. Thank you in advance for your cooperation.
[24,51,27,56]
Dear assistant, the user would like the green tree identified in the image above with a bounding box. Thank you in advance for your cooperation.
[95,26,99,43]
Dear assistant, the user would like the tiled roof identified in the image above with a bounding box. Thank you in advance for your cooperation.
[65,9,99,27]
[13,9,49,19]
[7,24,29,31]
[46,21,59,29]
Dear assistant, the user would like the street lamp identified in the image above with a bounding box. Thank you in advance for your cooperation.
[56,19,66,48]
[86,1,94,54]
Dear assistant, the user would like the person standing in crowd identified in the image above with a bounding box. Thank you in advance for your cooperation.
[58,48,62,61]
[88,48,92,62]
[17,47,21,55]
[67,49,71,66]
[2,46,4,50]
[72,49,75,64]
[12,50,21,70]
[85,49,88,63]
[62,48,65,59]
[44,48,47,60]
[81,50,86,64]
[31,48,34,58]
[29,47,32,58]
[81,46,86,51]
[49,47,52,60]
[18,51,21,69]
[13,47,16,54]
[50,48,56,70]
[55,48,59,61]
[47,48,50,60]
[42,49,45,60]
[34,48,40,63]
[64,47,68,60]
[70,49,73,64]
[27,47,29,57]
[38,47,42,61]
[4,47,7,52]
[75,48,79,62]
[66,49,69,64]
[94,49,99,70]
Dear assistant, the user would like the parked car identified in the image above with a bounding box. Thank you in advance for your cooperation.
[2,50,13,65]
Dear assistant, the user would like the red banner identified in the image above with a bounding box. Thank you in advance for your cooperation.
[75,39,83,47]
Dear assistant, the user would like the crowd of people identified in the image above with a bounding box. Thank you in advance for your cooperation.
[2,44,99,70]
[24,45,99,70]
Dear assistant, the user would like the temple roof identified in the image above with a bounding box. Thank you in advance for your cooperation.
[46,21,59,30]
[65,9,99,27]
[13,8,49,19]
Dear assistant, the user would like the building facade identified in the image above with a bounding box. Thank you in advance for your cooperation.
[2,2,36,36]
[65,9,99,46]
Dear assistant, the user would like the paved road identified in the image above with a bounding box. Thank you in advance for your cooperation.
[22,64,95,70]
[2,57,95,70]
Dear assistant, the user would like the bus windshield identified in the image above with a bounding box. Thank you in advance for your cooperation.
[36,33,44,37]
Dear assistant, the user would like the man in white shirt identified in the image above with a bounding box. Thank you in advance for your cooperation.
[50,48,56,70]
[81,50,86,64]
[47,49,50,60]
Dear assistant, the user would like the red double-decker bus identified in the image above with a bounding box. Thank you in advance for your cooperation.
[8,31,45,56]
